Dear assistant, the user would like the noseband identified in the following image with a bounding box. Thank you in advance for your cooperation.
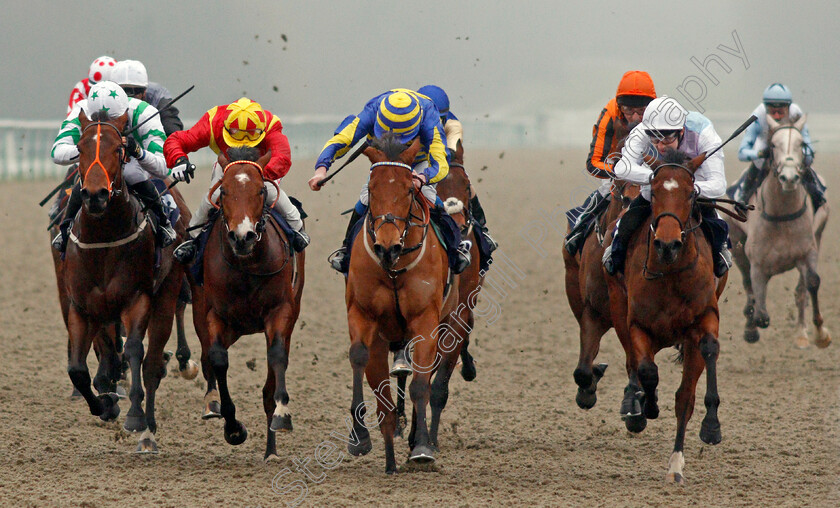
[80,121,126,199]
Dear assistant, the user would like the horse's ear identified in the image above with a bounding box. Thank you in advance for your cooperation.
[794,113,807,132]
[257,149,271,170]
[643,153,661,170]
[400,137,422,165]
[766,114,780,132]
[363,145,383,163]
[78,109,90,129]
[218,152,229,167]
[454,139,464,163]
[687,152,708,172]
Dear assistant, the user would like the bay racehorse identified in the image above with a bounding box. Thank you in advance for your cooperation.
[345,134,459,473]
[63,110,189,453]
[726,114,830,348]
[564,179,639,409]
[190,148,305,460]
[605,151,727,483]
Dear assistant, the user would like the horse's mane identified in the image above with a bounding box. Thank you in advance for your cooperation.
[659,148,691,166]
[88,110,112,123]
[370,132,410,160]
[227,146,261,162]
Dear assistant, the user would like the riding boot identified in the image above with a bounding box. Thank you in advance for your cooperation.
[52,182,82,253]
[738,163,765,206]
[565,189,609,256]
[329,209,363,272]
[602,196,651,275]
[470,195,498,253]
[129,180,177,247]
[433,207,471,274]
[802,166,827,211]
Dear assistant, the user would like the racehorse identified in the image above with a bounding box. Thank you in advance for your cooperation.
[190,148,305,460]
[63,110,189,453]
[605,150,727,484]
[726,115,831,348]
[564,179,639,409]
[344,133,458,473]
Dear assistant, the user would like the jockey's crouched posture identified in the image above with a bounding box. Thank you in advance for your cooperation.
[51,81,177,253]
[602,96,732,278]
[308,89,472,275]
[164,97,309,263]
[730,82,825,210]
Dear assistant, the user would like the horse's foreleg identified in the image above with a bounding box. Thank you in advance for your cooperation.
[794,271,810,348]
[366,340,398,474]
[67,309,119,421]
[207,311,246,446]
[667,337,705,484]
[92,324,120,396]
[394,373,408,439]
[192,286,219,419]
[620,325,655,432]
[406,311,441,464]
[573,307,610,410]
[122,296,151,433]
[804,253,831,348]
[749,265,772,330]
[456,304,477,382]
[174,281,198,379]
[264,304,296,460]
[346,308,373,457]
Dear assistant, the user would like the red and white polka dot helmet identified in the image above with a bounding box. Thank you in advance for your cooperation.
[88,56,117,84]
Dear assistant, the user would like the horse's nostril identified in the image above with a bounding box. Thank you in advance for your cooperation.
[80,188,90,200]
[245,231,257,243]
[653,239,663,250]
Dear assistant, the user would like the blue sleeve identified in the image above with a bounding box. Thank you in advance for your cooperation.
[738,120,761,161]
[419,102,449,183]
[315,99,378,169]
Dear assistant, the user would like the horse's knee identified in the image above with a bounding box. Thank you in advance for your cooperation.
[637,361,658,391]
[208,345,229,370]
[68,364,90,386]
[349,342,369,369]
[409,378,429,403]
[430,377,449,410]
[700,334,720,361]
[124,337,144,360]
[267,339,289,369]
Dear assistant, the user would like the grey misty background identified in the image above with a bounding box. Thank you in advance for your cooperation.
[3,0,838,147]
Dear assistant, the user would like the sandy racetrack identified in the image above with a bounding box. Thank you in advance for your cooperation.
[0,148,838,507]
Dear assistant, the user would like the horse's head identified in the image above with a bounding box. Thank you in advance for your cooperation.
[648,149,706,265]
[437,148,472,233]
[216,147,272,257]
[77,110,128,216]
[612,179,641,208]
[364,133,423,269]
[767,114,807,192]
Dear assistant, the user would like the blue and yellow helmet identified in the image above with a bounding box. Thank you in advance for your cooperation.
[374,91,422,144]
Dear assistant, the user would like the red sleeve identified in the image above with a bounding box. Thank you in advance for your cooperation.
[261,119,292,180]
[164,112,213,167]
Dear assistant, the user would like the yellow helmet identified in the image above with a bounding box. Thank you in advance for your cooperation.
[223,97,268,147]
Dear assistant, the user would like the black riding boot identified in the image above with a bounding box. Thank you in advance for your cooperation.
[739,163,766,206]
[329,209,363,272]
[129,180,177,247]
[565,189,610,255]
[52,182,83,253]
[699,206,732,278]
[603,196,651,275]
[470,194,498,253]
[803,166,827,211]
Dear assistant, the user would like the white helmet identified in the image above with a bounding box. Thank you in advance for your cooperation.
[111,59,148,87]
[642,96,688,133]
[88,56,117,84]
[83,81,129,120]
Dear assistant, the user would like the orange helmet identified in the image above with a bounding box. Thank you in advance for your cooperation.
[615,71,656,108]
[223,97,269,147]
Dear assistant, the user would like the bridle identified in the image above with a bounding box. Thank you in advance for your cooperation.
[79,121,126,200]
[760,125,808,222]
[365,161,431,276]
[209,160,281,242]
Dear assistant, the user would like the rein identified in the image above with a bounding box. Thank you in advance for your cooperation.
[217,213,291,277]
[81,121,126,198]
[758,124,808,223]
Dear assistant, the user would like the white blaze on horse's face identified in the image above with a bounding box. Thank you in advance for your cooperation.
[235,216,254,238]
[235,173,250,184]
[770,124,805,192]
[662,179,679,191]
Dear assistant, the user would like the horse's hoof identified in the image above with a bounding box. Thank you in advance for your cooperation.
[408,444,436,464]
[665,472,685,485]
[460,361,477,382]
[123,414,147,433]
[623,414,647,433]
[644,401,660,420]
[795,330,810,349]
[224,420,248,446]
[744,328,760,343]
[754,312,770,329]
[270,414,293,432]
[593,363,608,379]
[135,436,159,454]
[576,388,597,410]
[348,434,372,456]
[115,385,128,399]
[385,467,398,475]
[700,418,722,445]
[264,453,282,463]
[98,393,121,422]
[815,327,832,349]
[179,360,199,380]
[70,387,83,400]
[202,401,222,420]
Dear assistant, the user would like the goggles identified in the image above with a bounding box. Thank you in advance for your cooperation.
[226,127,264,141]
[645,130,681,144]
[121,86,146,98]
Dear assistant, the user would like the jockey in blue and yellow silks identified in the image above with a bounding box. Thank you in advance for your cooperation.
[309,88,472,275]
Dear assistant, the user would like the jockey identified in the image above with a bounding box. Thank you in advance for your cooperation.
[164,97,309,263]
[308,88,472,275]
[111,59,184,136]
[732,83,824,210]
[417,84,498,253]
[564,70,657,255]
[51,81,177,252]
[67,56,116,115]
[602,96,732,278]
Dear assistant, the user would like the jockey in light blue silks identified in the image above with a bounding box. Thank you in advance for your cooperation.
[728,83,825,210]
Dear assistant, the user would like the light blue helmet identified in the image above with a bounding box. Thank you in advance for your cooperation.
[417,85,450,114]
[763,83,793,105]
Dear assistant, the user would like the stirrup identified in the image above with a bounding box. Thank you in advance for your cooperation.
[328,246,347,272]
[602,244,619,275]
[714,248,732,278]
[484,230,499,254]
[52,231,66,252]
[290,230,310,253]
[173,239,197,264]
[158,223,177,248]
[390,349,412,377]
[453,241,472,274]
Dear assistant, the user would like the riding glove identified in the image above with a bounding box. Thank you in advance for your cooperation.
[171,157,196,183]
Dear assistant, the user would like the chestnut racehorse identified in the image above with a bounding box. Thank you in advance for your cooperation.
[63,110,188,453]
[605,151,727,484]
[344,134,458,473]
[564,179,639,409]
[190,148,305,460]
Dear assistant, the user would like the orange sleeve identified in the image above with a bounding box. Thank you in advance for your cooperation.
[585,101,620,178]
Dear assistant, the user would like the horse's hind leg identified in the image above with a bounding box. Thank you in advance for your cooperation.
[192,286,220,419]
[734,250,760,343]
[393,373,408,439]
[366,340,398,474]
[573,308,610,410]
[174,278,198,379]
[803,254,831,348]
[207,313,247,446]
[263,304,296,460]
[794,271,810,349]
[429,345,459,451]
[122,296,152,434]
[92,324,120,397]
[67,310,120,422]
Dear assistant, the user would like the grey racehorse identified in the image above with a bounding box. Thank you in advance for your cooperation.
[726,114,830,348]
